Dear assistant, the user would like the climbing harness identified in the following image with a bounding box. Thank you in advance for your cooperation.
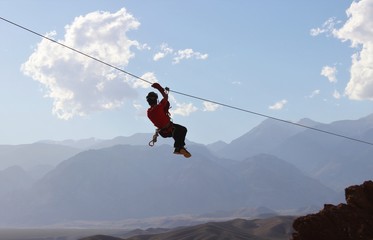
[148,122,174,147]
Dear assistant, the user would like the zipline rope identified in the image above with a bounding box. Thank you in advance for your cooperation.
[170,90,373,146]
[2,16,373,147]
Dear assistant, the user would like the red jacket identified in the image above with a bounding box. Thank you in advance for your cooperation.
[147,98,171,129]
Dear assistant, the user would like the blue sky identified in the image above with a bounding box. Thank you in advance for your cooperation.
[1,0,373,145]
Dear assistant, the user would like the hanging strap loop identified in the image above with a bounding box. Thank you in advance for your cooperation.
[148,129,160,147]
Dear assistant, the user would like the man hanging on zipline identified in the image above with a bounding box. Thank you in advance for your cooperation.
[146,83,191,158]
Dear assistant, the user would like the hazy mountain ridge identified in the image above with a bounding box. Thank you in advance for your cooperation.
[79,216,295,240]
[38,133,169,150]
[208,113,373,191]
[215,118,308,160]
[213,118,323,160]
[0,113,372,229]
[232,154,336,209]
[269,114,373,190]
[0,142,81,175]
[0,144,335,226]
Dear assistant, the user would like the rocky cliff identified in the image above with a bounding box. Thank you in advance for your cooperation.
[292,180,373,240]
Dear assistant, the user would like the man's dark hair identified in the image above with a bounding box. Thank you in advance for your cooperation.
[146,92,158,105]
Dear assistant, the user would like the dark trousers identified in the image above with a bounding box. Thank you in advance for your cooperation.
[159,123,187,148]
[172,123,187,148]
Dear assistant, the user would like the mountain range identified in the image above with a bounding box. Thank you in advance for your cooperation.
[0,113,372,227]
[80,216,296,240]
[211,114,373,191]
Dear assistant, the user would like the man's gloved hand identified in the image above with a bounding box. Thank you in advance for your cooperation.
[152,83,164,91]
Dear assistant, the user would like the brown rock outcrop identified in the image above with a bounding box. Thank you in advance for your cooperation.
[292,180,373,240]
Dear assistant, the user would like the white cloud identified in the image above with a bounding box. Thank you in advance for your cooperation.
[202,101,220,112]
[21,8,145,120]
[172,48,208,64]
[332,0,373,100]
[167,94,197,117]
[133,102,143,111]
[321,65,338,83]
[136,43,151,51]
[153,43,208,64]
[269,99,287,110]
[333,89,341,99]
[153,52,166,61]
[307,89,321,98]
[171,103,198,116]
[153,43,173,61]
[310,17,340,37]
[133,72,157,89]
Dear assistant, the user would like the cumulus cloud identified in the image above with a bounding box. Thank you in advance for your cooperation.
[202,101,220,112]
[171,102,198,116]
[172,48,208,64]
[153,43,173,61]
[310,17,340,37]
[321,65,338,83]
[167,94,197,116]
[269,99,287,110]
[153,43,208,64]
[134,72,157,89]
[332,0,373,100]
[21,8,146,119]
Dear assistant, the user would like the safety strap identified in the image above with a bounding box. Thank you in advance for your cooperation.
[148,129,160,147]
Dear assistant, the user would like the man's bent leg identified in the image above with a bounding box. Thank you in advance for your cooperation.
[172,123,187,148]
